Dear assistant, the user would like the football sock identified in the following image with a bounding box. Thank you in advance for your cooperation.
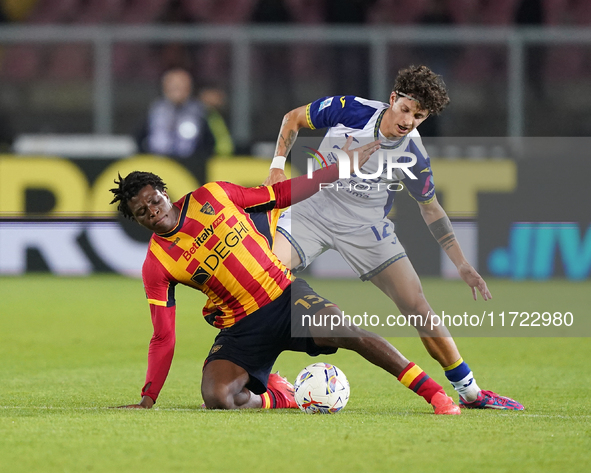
[260,391,275,408]
[262,387,292,409]
[397,362,445,404]
[443,358,481,402]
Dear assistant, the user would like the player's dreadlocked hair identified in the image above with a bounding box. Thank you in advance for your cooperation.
[109,171,167,220]
[393,65,450,115]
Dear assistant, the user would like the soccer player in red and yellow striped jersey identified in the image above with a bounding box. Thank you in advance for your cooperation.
[142,180,293,329]
[109,137,460,414]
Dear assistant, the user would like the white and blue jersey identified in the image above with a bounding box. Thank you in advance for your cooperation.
[302,95,435,227]
[278,96,437,278]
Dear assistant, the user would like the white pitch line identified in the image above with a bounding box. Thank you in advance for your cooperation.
[495,413,591,419]
[0,406,201,411]
[0,406,590,418]
[1,406,101,410]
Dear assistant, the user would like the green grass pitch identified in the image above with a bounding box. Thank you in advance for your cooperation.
[1,275,589,472]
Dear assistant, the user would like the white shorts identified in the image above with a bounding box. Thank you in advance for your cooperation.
[277,203,407,281]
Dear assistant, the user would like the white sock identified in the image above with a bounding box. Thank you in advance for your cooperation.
[449,371,480,402]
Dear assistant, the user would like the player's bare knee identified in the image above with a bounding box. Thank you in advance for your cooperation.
[399,302,428,319]
[201,384,236,410]
[398,299,434,328]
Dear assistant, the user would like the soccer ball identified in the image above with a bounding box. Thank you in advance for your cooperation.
[294,362,350,414]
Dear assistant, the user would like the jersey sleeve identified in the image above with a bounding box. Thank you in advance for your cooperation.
[215,181,278,213]
[217,164,339,210]
[306,96,377,130]
[401,136,436,204]
[143,251,177,308]
[140,251,177,402]
[141,304,176,402]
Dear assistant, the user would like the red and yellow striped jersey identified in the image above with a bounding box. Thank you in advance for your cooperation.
[142,181,294,328]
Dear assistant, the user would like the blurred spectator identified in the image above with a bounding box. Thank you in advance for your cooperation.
[137,68,215,185]
[198,84,235,157]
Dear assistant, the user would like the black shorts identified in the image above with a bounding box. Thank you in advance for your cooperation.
[204,278,338,394]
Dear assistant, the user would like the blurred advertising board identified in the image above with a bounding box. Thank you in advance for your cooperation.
[0,138,589,280]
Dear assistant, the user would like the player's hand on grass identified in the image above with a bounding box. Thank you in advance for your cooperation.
[341,136,381,174]
[263,168,288,186]
[458,263,492,301]
[118,395,154,409]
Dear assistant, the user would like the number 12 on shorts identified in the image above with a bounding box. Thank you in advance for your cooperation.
[371,223,394,242]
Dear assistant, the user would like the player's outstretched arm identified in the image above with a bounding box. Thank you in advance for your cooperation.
[271,136,380,207]
[113,301,177,409]
[419,197,492,301]
[263,105,309,186]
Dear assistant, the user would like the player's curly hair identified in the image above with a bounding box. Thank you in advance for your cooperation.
[109,171,167,220]
[393,65,450,115]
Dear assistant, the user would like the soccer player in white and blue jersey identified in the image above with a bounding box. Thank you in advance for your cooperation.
[265,65,523,410]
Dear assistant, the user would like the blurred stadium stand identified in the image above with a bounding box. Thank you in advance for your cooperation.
[1,0,591,150]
